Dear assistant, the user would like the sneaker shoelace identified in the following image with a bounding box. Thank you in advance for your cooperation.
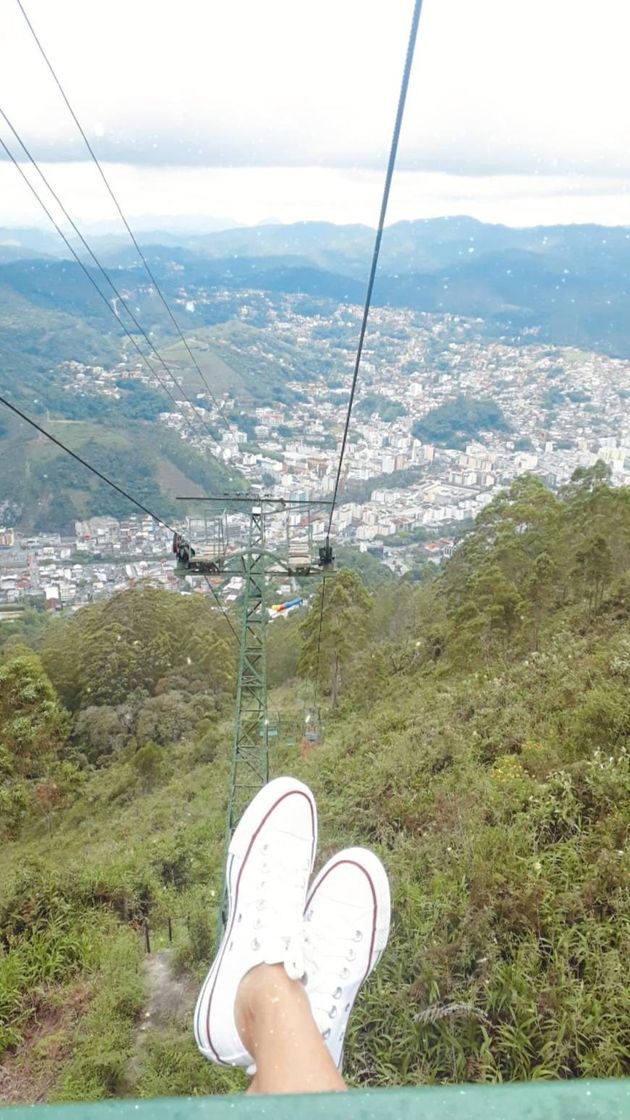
[246,844,311,981]
[303,915,367,1039]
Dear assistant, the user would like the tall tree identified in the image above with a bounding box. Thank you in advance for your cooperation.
[0,654,68,778]
[298,570,372,709]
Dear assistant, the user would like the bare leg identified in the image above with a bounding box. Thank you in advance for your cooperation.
[235,963,346,1095]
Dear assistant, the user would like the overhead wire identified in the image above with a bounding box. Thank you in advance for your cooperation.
[0,116,214,442]
[314,0,425,701]
[0,394,240,639]
[16,0,235,439]
[0,131,241,638]
[326,0,424,538]
[203,574,240,642]
[0,394,177,532]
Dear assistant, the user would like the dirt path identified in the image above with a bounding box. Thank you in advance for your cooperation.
[140,950,197,1030]
[126,948,198,1090]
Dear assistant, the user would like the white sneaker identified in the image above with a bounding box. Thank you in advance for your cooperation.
[303,847,390,1072]
[193,776,317,1069]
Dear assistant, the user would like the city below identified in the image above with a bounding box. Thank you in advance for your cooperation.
[2,294,629,618]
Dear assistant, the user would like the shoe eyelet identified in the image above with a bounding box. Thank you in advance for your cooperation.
[256,899,265,911]
[347,949,356,961]
[344,1003,351,1013]
[353,930,363,942]
[328,1006,337,1019]
[341,967,350,979]
[333,987,342,1000]
[254,917,262,930]
[251,938,260,951]
[322,1028,331,1040]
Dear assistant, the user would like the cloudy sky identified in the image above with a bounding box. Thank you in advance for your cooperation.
[1,0,629,230]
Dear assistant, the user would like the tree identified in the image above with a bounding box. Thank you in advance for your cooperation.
[132,741,163,791]
[72,704,129,764]
[573,535,613,615]
[0,654,68,779]
[412,395,509,449]
[526,551,556,649]
[41,587,235,711]
[446,565,524,665]
[298,570,372,709]
[134,691,197,747]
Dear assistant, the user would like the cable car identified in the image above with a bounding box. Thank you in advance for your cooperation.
[287,540,312,576]
[300,709,321,758]
[172,532,223,575]
[319,542,335,568]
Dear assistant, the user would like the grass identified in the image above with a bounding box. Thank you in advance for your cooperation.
[51,930,144,1102]
[1,537,630,1097]
[159,335,247,398]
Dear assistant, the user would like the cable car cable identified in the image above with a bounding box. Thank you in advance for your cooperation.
[314,0,425,700]
[325,0,424,540]
[0,394,240,640]
[0,122,214,442]
[203,574,239,642]
[16,0,235,440]
[0,394,177,532]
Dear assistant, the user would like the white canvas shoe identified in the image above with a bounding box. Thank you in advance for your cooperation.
[193,776,317,1069]
[303,847,391,1071]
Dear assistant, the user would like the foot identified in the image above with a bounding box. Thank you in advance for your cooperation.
[194,776,318,1069]
[302,847,390,1071]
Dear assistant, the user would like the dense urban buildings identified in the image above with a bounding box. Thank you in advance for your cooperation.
[2,296,629,613]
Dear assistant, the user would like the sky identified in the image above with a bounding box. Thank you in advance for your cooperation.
[1,0,630,231]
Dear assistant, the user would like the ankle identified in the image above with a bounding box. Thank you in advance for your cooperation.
[235,964,298,1054]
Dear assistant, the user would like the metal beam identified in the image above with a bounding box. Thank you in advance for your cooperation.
[220,506,269,929]
[177,495,334,506]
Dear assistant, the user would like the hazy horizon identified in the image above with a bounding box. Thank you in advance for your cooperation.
[2,1,630,232]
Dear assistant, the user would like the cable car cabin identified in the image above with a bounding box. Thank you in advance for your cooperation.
[300,710,321,759]
[287,541,313,576]
[173,532,223,575]
[319,542,335,568]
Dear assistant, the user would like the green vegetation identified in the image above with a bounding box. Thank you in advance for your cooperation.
[333,545,396,590]
[412,396,509,449]
[0,415,242,532]
[542,387,566,411]
[1,468,629,1100]
[340,466,428,505]
[298,570,372,709]
[356,394,407,422]
[207,321,333,403]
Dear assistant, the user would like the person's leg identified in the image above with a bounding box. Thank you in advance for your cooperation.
[236,963,346,1095]
[193,777,391,1096]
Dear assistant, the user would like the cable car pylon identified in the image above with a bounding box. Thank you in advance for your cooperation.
[173,493,334,932]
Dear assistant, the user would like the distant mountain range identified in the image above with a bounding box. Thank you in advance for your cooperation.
[2,217,630,359]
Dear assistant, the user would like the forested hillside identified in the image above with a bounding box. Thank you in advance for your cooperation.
[0,414,241,532]
[0,467,628,1100]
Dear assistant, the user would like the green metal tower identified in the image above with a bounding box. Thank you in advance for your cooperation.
[174,493,333,933]
[225,504,269,854]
